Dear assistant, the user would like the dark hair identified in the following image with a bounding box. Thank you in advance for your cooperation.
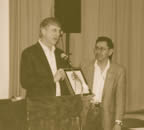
[96,36,114,49]
[39,17,62,37]
[40,17,62,28]
[95,36,114,60]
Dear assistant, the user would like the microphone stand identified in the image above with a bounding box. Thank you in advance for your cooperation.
[60,34,83,96]
[60,35,83,130]
[67,59,83,130]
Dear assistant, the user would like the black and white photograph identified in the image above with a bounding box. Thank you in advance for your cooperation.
[0,0,144,130]
[64,69,90,95]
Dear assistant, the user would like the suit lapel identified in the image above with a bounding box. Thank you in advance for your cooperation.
[35,42,53,77]
[54,48,61,69]
[88,60,95,90]
[102,63,116,101]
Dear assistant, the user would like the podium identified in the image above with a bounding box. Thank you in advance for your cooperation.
[27,95,83,130]
[0,99,27,130]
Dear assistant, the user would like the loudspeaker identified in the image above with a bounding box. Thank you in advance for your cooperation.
[55,0,81,33]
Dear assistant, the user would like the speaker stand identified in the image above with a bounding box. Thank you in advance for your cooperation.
[66,33,70,60]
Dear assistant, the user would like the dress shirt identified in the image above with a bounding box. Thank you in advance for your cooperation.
[39,40,61,96]
[92,60,110,102]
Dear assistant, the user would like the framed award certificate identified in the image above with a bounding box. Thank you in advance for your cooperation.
[64,68,90,95]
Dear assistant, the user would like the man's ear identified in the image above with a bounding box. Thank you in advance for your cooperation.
[108,49,114,57]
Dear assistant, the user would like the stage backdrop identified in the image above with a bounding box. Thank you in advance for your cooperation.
[10,0,144,112]
[69,0,144,112]
[9,0,55,97]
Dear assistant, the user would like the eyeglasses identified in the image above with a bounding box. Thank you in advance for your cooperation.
[95,46,109,51]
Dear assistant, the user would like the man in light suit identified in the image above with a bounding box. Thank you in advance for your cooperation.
[20,17,70,130]
[82,36,126,130]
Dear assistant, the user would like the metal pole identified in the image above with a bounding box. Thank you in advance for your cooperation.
[66,33,70,60]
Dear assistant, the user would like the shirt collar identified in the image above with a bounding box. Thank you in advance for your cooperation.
[39,39,55,53]
[94,60,110,75]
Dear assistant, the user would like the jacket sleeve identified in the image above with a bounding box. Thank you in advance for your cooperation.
[20,50,54,90]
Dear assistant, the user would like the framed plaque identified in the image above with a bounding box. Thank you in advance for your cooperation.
[64,68,90,95]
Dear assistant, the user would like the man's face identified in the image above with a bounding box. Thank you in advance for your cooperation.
[94,41,113,62]
[42,24,62,46]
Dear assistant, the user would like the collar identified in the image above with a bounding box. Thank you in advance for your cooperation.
[39,39,55,53]
[94,60,110,77]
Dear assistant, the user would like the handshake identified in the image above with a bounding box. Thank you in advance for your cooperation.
[54,69,65,82]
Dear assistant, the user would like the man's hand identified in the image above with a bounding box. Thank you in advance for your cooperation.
[89,94,98,104]
[54,69,65,82]
[113,124,121,130]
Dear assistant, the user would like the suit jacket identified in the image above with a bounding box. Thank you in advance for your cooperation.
[20,42,70,98]
[82,60,126,130]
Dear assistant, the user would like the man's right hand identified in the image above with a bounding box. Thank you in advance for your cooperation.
[54,69,65,82]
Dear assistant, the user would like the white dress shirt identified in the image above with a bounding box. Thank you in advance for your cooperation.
[92,60,110,102]
[39,40,61,96]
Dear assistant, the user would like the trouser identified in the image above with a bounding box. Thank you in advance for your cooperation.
[84,103,103,130]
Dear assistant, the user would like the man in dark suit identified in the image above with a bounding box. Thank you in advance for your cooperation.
[82,36,126,130]
[20,17,70,97]
[20,17,70,130]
